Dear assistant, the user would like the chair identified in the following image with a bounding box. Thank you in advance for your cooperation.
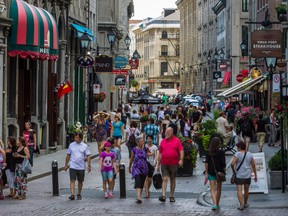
[223,135,236,154]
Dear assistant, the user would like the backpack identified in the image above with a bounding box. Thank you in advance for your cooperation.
[169,119,179,135]
[241,120,251,135]
[128,129,136,146]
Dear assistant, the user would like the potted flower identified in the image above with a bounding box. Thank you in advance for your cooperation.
[177,136,198,177]
[94,92,106,102]
[268,150,287,189]
[195,119,217,157]
[275,4,287,22]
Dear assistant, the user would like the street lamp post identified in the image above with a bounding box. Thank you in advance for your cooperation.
[265,57,277,110]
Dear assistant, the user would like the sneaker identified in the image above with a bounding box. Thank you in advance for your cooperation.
[244,203,249,208]
[237,206,244,210]
[104,192,109,199]
[211,205,218,210]
[108,191,114,198]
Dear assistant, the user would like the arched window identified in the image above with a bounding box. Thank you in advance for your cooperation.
[162,31,167,39]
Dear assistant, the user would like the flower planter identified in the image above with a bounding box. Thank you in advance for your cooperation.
[177,159,193,177]
[269,170,287,189]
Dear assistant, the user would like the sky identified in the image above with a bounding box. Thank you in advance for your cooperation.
[133,0,177,20]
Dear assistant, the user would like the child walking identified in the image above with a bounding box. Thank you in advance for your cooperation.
[109,138,121,193]
[99,141,117,199]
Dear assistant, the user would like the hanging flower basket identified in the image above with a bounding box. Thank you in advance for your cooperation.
[94,92,106,102]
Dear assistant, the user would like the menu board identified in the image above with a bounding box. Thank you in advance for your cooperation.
[249,152,269,194]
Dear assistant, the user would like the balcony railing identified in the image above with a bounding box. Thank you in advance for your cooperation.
[159,50,180,57]
[161,33,180,39]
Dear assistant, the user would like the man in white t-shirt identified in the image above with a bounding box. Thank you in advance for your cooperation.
[216,111,229,136]
[65,132,91,200]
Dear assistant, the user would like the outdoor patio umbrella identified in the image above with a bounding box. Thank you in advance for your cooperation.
[129,94,164,104]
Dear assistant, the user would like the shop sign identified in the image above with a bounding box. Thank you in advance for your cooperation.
[213,71,221,79]
[115,75,126,86]
[77,55,94,68]
[95,55,113,72]
[251,30,282,58]
[219,63,227,71]
[114,56,128,68]
[129,59,139,69]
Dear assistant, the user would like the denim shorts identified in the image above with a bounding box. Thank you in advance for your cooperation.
[113,136,122,140]
[101,170,114,181]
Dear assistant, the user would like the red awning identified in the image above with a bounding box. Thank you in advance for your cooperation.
[223,71,232,85]
[8,0,59,61]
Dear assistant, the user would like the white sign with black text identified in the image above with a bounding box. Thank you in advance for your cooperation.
[249,152,269,194]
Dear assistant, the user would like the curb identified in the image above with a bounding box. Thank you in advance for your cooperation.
[196,190,212,207]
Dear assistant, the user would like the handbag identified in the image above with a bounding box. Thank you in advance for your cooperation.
[231,151,247,184]
[211,157,226,182]
[21,157,32,174]
[153,173,163,189]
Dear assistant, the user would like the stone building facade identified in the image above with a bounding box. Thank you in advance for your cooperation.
[0,0,133,151]
[132,9,180,94]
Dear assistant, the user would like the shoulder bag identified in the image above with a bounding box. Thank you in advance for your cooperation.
[231,151,247,184]
[211,156,226,182]
[21,156,32,174]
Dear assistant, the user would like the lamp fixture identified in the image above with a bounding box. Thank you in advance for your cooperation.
[107,30,115,50]
[79,31,91,56]
[124,35,131,50]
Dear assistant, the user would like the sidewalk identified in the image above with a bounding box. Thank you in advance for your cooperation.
[197,143,288,209]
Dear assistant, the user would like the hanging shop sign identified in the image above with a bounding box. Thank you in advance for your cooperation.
[93,84,100,94]
[114,56,128,68]
[236,73,245,83]
[77,55,94,68]
[213,71,221,80]
[251,30,283,58]
[95,55,113,72]
[219,63,228,71]
[115,75,126,86]
[129,59,139,69]
[250,67,262,79]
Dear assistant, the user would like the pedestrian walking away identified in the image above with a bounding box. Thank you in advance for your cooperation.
[23,121,37,167]
[157,127,184,203]
[255,114,267,152]
[99,141,117,199]
[128,137,148,204]
[231,141,257,210]
[144,134,158,198]
[204,137,226,210]
[237,112,255,150]
[65,132,91,201]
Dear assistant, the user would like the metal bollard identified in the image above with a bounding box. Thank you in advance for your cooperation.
[119,163,126,198]
[52,160,59,196]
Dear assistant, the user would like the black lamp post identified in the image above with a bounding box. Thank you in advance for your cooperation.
[107,30,116,51]
[124,35,131,50]
[79,31,91,56]
[265,57,277,78]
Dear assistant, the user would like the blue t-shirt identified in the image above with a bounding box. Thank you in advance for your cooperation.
[112,121,123,136]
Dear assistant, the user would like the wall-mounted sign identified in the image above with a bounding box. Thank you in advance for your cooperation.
[112,69,129,75]
[273,74,280,93]
[93,84,100,94]
[213,71,221,80]
[110,86,117,92]
[115,75,126,86]
[219,63,227,71]
[114,56,128,68]
[251,30,283,58]
[129,59,139,69]
[77,55,94,68]
[95,55,113,72]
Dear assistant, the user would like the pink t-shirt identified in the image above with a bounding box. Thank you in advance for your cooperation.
[159,136,183,165]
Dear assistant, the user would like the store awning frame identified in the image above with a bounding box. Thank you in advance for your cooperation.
[218,75,266,97]
[8,0,59,61]
[71,23,94,41]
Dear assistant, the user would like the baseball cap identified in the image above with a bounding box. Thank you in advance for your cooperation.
[104,142,111,147]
